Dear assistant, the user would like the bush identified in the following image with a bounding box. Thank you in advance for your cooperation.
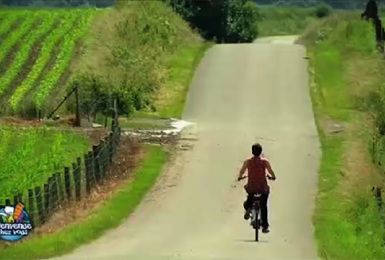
[315,3,332,18]
[226,0,260,42]
[73,1,201,117]
[167,0,260,43]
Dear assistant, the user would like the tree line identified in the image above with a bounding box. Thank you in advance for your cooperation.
[165,0,260,43]
[0,0,115,7]
[253,0,366,9]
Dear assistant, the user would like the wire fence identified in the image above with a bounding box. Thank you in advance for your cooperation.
[0,117,121,227]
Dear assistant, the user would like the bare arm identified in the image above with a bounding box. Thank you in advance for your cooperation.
[237,160,248,181]
[266,160,276,180]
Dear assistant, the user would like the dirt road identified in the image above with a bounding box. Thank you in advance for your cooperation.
[60,40,320,259]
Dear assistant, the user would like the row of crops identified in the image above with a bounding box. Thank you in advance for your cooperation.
[0,126,90,202]
[0,8,94,114]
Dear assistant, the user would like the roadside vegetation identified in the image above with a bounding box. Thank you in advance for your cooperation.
[257,5,330,37]
[72,1,208,122]
[0,145,166,260]
[0,127,89,201]
[300,14,385,259]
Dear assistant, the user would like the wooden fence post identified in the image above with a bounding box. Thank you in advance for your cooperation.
[50,175,58,211]
[73,161,81,201]
[34,186,44,224]
[93,145,101,183]
[99,140,106,179]
[28,189,35,224]
[55,172,64,204]
[44,182,50,218]
[84,153,91,194]
[108,133,113,164]
[13,193,22,205]
[64,167,71,201]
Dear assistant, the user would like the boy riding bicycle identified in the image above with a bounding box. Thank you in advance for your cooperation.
[237,143,276,233]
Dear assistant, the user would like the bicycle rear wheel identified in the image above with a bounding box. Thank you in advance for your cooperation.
[255,225,259,241]
[252,208,260,242]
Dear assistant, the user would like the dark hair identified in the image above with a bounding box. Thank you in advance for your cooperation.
[252,143,262,156]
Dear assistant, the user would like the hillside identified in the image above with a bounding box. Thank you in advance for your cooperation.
[0,0,206,224]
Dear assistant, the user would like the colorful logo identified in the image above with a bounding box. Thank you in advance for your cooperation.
[0,203,33,241]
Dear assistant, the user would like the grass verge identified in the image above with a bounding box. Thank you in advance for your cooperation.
[154,42,211,118]
[257,6,319,37]
[302,14,385,259]
[136,41,211,119]
[0,145,167,260]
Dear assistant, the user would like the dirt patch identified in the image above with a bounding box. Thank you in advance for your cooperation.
[31,136,143,235]
[339,120,383,202]
[320,117,346,135]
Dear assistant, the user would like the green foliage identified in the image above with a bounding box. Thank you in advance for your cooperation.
[314,3,331,18]
[0,126,89,201]
[226,0,260,42]
[167,0,260,42]
[0,145,166,259]
[9,11,79,111]
[257,6,318,37]
[0,11,57,97]
[302,14,376,55]
[75,1,202,117]
[307,14,385,259]
[34,9,94,109]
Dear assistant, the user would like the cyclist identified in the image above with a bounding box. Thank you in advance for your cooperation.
[237,143,276,233]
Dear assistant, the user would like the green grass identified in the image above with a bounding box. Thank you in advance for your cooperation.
[147,42,211,119]
[0,127,89,201]
[0,145,167,260]
[257,6,319,37]
[306,15,385,259]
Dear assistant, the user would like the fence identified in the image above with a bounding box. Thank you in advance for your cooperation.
[0,118,121,227]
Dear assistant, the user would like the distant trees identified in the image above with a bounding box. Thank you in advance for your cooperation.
[252,0,366,9]
[166,0,260,43]
[0,0,115,7]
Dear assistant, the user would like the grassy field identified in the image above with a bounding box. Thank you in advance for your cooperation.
[301,14,385,259]
[0,145,167,260]
[0,127,89,201]
[257,6,320,37]
[0,8,94,115]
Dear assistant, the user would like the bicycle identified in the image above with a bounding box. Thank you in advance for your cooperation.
[249,193,263,241]
[238,175,275,242]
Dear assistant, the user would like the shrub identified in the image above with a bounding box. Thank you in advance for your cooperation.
[315,3,332,18]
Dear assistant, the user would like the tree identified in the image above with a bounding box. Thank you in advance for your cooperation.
[166,0,260,43]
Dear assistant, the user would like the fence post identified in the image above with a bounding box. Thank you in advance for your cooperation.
[93,145,101,183]
[55,172,64,204]
[89,151,96,187]
[5,198,11,206]
[77,157,82,198]
[108,133,113,164]
[13,193,22,205]
[73,161,81,201]
[35,186,44,224]
[64,167,71,201]
[84,153,91,194]
[50,175,59,211]
[28,189,35,225]
[44,182,50,218]
[100,140,106,179]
